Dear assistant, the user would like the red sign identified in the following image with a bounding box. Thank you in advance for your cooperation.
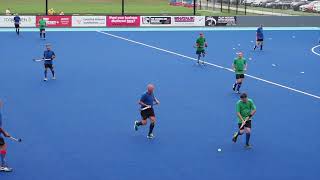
[36,16,72,27]
[107,16,140,27]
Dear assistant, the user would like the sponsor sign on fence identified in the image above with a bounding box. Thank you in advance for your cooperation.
[36,16,72,27]
[107,16,140,27]
[205,16,237,26]
[172,16,205,26]
[140,16,172,26]
[72,16,106,27]
[0,16,36,27]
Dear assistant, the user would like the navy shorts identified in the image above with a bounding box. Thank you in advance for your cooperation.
[196,49,205,55]
[236,74,245,79]
[0,137,5,146]
[44,64,53,69]
[238,120,252,130]
[141,108,155,120]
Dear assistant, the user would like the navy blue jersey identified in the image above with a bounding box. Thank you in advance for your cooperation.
[140,92,156,108]
[43,50,55,65]
[14,16,21,24]
[257,27,264,40]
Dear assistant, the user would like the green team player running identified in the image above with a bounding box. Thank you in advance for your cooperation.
[232,52,247,94]
[232,93,256,149]
[195,33,208,64]
[39,17,47,39]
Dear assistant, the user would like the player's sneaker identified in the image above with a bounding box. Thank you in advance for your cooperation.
[44,78,48,81]
[147,133,154,139]
[0,166,13,172]
[244,144,252,149]
[232,84,236,91]
[52,76,56,80]
[134,121,139,131]
[232,132,238,143]
[236,90,240,94]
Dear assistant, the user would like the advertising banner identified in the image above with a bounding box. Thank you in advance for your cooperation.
[0,16,36,27]
[107,16,140,27]
[140,16,172,26]
[172,16,205,26]
[36,16,72,27]
[72,16,106,27]
[205,16,237,26]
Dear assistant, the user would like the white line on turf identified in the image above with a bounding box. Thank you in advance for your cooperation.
[97,31,320,100]
[311,44,320,56]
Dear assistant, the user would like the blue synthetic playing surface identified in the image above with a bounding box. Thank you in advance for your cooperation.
[1,29,320,180]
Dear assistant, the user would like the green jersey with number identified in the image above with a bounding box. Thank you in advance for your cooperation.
[236,99,256,123]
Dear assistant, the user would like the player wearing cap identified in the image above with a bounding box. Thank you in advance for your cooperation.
[232,93,256,149]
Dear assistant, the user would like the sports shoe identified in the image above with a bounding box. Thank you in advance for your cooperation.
[52,76,56,80]
[0,166,13,172]
[236,90,240,94]
[244,144,252,149]
[232,132,238,143]
[134,121,139,131]
[147,133,154,139]
[44,78,48,81]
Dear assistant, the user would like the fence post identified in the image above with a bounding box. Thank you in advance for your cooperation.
[122,0,124,15]
[46,0,48,15]
[194,0,196,15]
[245,0,247,15]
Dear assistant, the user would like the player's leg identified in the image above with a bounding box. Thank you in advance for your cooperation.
[147,115,156,139]
[43,29,46,39]
[260,40,263,50]
[49,65,55,79]
[236,75,244,93]
[244,121,252,148]
[232,123,245,143]
[44,65,48,81]
[196,50,201,64]
[40,29,42,38]
[134,109,148,131]
[254,41,258,50]
[0,138,6,167]
[201,50,206,64]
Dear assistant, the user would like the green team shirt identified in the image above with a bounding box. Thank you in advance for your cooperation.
[236,99,256,123]
[196,37,206,51]
[39,19,46,29]
[233,58,247,74]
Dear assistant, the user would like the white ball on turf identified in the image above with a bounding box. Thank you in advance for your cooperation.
[218,148,222,152]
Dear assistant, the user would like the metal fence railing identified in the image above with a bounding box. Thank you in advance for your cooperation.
[1,0,320,16]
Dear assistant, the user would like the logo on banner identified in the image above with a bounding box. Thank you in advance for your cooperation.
[142,17,171,25]
[172,16,205,26]
[205,16,236,26]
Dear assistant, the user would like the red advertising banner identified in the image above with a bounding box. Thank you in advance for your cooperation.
[36,16,72,27]
[107,16,140,27]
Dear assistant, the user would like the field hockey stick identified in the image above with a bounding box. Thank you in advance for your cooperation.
[32,58,51,62]
[140,102,158,111]
[239,116,251,130]
[9,136,22,142]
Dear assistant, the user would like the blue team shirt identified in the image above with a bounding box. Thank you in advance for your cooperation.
[140,92,156,108]
[257,27,264,40]
[14,16,21,24]
[43,50,55,64]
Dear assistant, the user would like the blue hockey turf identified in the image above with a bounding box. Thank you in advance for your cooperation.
[0,29,319,180]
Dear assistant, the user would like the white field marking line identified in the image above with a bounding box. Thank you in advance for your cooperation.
[97,31,320,100]
[311,44,320,56]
